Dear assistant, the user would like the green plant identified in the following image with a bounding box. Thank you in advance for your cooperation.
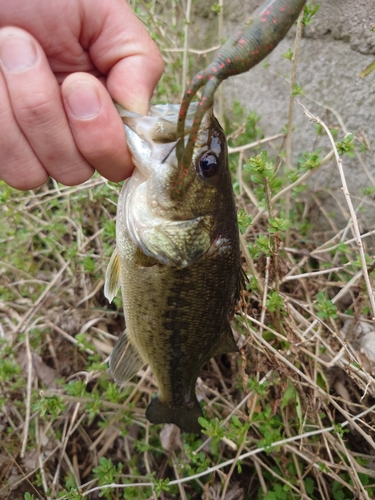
[1,2,374,499]
[336,133,356,157]
[315,292,338,320]
[32,395,66,421]
[237,209,253,233]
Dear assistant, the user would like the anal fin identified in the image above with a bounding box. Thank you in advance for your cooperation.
[214,325,239,356]
[109,330,146,384]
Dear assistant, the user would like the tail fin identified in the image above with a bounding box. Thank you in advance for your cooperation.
[146,396,203,434]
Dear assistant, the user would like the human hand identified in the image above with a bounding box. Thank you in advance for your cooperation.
[0,0,164,190]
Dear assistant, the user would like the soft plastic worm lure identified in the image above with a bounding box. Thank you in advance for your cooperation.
[175,0,306,197]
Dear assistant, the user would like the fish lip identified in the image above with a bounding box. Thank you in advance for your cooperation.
[117,102,213,144]
[118,103,214,181]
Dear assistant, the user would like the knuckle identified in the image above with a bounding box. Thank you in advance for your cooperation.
[15,92,56,128]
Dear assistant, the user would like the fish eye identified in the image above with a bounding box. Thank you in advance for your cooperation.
[197,152,218,178]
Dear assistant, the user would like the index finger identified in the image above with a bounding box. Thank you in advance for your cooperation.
[82,0,164,115]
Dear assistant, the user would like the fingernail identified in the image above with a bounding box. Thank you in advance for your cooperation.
[0,36,37,72]
[65,81,101,119]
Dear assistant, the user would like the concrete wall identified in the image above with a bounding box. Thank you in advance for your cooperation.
[214,0,375,229]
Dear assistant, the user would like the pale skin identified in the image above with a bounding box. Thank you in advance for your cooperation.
[0,0,164,190]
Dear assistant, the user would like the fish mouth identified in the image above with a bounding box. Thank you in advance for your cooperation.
[116,102,208,143]
[116,103,215,264]
[117,102,213,207]
[117,103,213,171]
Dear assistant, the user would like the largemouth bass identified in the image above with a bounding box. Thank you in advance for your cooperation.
[105,103,245,434]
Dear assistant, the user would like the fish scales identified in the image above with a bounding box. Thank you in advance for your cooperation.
[105,104,243,434]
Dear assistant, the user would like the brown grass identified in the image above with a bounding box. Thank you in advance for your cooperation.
[1,1,375,499]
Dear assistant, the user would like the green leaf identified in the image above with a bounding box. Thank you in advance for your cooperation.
[268,217,290,233]
[211,3,222,14]
[315,292,338,320]
[152,478,170,498]
[281,381,303,427]
[237,209,253,233]
[282,48,293,60]
[266,291,284,313]
[304,477,315,494]
[291,83,304,96]
[32,395,66,421]
[302,3,320,26]
[336,134,355,157]
[360,60,375,78]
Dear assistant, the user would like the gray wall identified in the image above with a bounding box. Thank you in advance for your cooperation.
[216,0,375,229]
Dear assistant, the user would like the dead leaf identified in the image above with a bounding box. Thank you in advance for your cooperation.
[359,332,375,364]
[204,483,244,500]
[342,317,375,373]
[22,449,39,473]
[160,424,182,453]
[17,347,59,389]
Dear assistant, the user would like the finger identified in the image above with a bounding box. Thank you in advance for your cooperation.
[0,69,48,190]
[62,73,132,182]
[0,27,94,187]
[82,0,164,115]
[108,52,164,115]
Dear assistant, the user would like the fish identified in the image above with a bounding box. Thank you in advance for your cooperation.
[104,103,245,434]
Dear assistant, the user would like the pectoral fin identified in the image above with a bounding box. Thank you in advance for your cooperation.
[109,330,146,384]
[141,216,212,268]
[104,248,121,303]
